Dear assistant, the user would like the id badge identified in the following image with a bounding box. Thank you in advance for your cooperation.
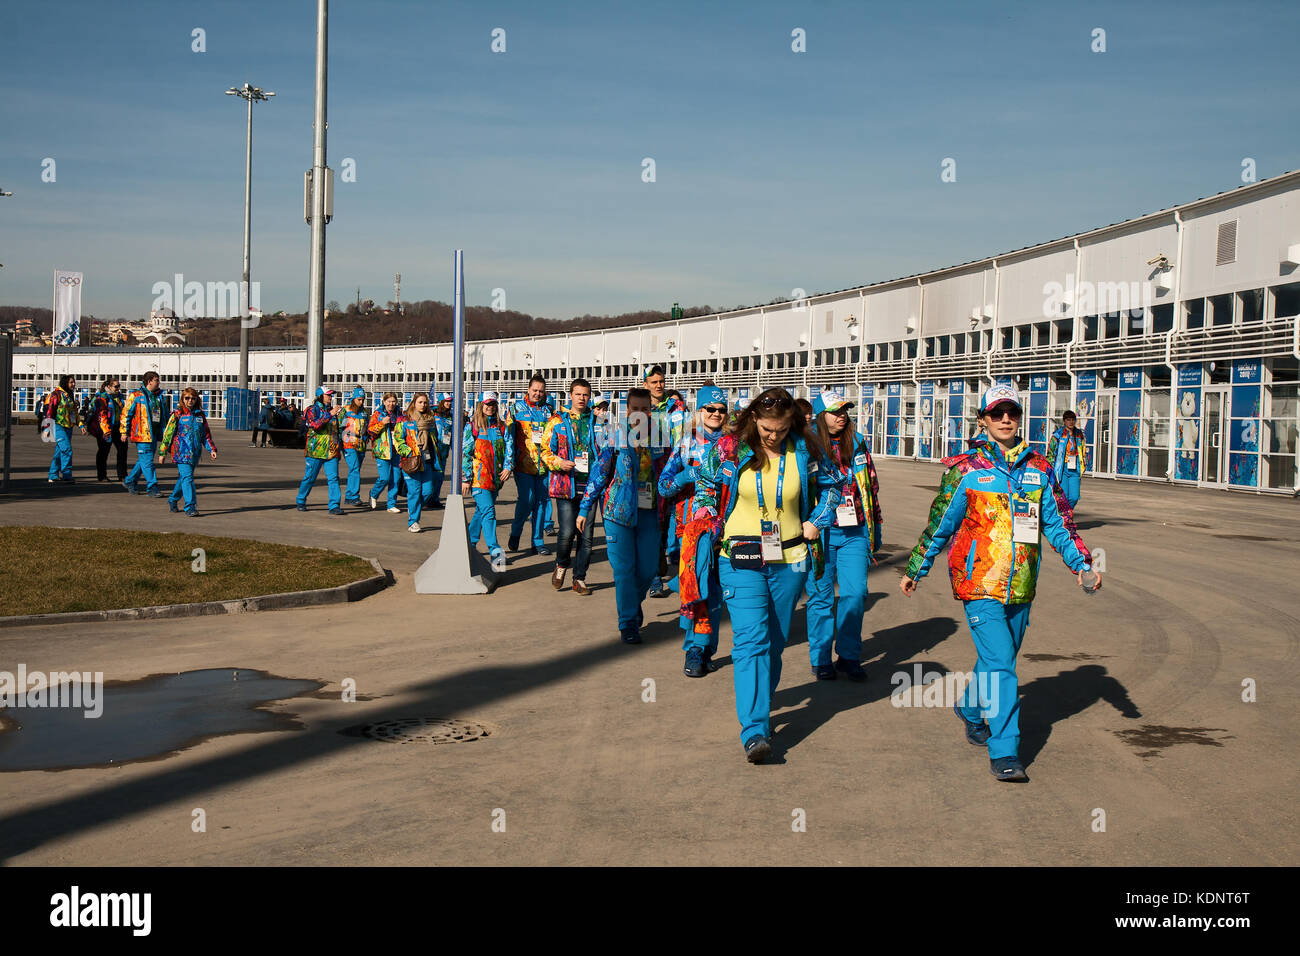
[836,503,859,527]
[760,520,784,561]
[1012,495,1039,544]
[1066,455,1077,470]
[574,452,589,473]
[637,483,654,509]
[423,448,432,463]
[530,424,544,444]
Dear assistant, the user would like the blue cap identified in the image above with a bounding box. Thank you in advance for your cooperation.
[978,384,1021,414]
[437,392,450,403]
[696,385,728,411]
[350,386,366,401]
[812,389,855,417]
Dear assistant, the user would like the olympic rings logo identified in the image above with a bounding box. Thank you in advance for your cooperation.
[58,276,81,286]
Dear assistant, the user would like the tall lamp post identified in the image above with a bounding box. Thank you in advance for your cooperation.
[225,83,274,407]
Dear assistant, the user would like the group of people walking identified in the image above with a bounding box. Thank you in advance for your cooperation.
[41,367,1098,781]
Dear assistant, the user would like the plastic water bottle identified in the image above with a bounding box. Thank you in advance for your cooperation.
[1081,570,1100,595]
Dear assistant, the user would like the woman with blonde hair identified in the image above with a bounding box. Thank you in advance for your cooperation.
[461,391,514,561]
[158,387,218,516]
[391,393,440,532]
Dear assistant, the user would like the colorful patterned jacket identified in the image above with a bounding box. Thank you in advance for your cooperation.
[508,397,553,476]
[689,433,841,572]
[159,409,217,465]
[120,387,162,443]
[578,432,671,527]
[462,419,514,492]
[91,390,123,440]
[303,400,342,460]
[367,409,405,460]
[339,405,370,451]
[814,433,884,553]
[433,412,454,462]
[1047,426,1089,478]
[904,440,1092,605]
[43,387,81,430]
[392,419,426,473]
[651,394,689,451]
[657,423,726,541]
[541,406,596,499]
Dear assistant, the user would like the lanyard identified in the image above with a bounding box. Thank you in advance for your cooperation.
[755,445,786,517]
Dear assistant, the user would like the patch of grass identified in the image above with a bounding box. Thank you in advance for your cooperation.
[0,527,377,617]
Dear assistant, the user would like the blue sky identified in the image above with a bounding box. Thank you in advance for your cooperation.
[1,0,1297,320]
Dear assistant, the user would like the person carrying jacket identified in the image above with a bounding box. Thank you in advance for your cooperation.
[658,383,730,677]
[44,374,87,483]
[541,378,597,594]
[367,392,405,512]
[338,387,371,506]
[1047,410,1088,508]
[805,390,884,683]
[120,371,165,497]
[576,387,671,645]
[462,391,514,562]
[900,384,1100,783]
[158,387,218,516]
[643,365,689,598]
[396,393,439,532]
[91,378,128,482]
[507,375,553,556]
[296,386,345,515]
[686,387,842,763]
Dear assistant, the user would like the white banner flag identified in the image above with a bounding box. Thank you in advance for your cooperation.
[53,270,83,347]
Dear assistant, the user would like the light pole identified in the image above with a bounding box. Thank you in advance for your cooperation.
[305,0,330,399]
[225,83,274,400]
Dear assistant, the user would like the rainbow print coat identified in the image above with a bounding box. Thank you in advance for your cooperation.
[508,397,553,476]
[1047,425,1089,479]
[302,400,342,460]
[904,440,1092,604]
[541,405,596,499]
[462,419,514,491]
[43,387,80,429]
[339,406,370,451]
[367,410,405,460]
[159,410,217,465]
[120,387,162,443]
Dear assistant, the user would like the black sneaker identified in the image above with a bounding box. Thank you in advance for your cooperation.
[619,628,642,645]
[744,735,771,764]
[186,508,199,517]
[508,535,520,552]
[703,652,720,672]
[296,503,308,512]
[813,663,837,680]
[683,647,707,678]
[835,657,866,682]
[328,507,346,516]
[990,757,1029,782]
[168,500,179,513]
[146,489,164,498]
[648,578,670,598]
[532,545,551,556]
[122,480,138,495]
[955,704,992,746]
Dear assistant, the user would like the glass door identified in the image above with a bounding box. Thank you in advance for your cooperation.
[872,397,886,456]
[931,397,946,460]
[1093,391,1116,476]
[1201,386,1227,486]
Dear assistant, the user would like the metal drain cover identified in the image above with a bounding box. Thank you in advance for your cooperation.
[357,717,496,744]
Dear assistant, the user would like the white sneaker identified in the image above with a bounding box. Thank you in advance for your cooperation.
[387,505,400,513]
[408,522,421,533]
[369,495,377,510]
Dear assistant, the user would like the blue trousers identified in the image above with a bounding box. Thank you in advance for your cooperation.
[805,524,870,666]
[719,557,808,743]
[344,448,366,502]
[605,508,660,633]
[468,488,503,555]
[404,462,435,526]
[125,442,158,492]
[682,566,723,656]
[47,424,73,479]
[542,493,554,532]
[510,472,547,547]
[957,598,1032,760]
[432,469,445,505]
[369,458,399,507]
[169,461,197,510]
[298,456,341,509]
[1061,472,1081,509]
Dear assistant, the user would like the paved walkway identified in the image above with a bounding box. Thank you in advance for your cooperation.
[0,426,1296,864]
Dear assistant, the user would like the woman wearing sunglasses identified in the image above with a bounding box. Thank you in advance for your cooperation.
[689,387,843,763]
[805,390,884,682]
[157,387,218,516]
[461,391,514,562]
[900,384,1099,783]
[658,383,732,677]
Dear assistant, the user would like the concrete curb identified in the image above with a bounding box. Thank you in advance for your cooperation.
[0,557,391,629]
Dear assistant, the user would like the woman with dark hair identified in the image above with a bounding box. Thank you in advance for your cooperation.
[158,387,218,516]
[461,391,514,560]
[91,377,127,482]
[805,390,884,682]
[794,397,814,427]
[686,387,843,763]
[44,373,86,483]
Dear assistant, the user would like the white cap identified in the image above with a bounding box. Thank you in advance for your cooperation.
[479,390,499,403]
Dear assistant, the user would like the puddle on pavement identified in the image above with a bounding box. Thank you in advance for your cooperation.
[1113,724,1233,759]
[0,668,323,772]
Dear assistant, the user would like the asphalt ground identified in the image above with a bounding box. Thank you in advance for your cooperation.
[0,424,1296,865]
